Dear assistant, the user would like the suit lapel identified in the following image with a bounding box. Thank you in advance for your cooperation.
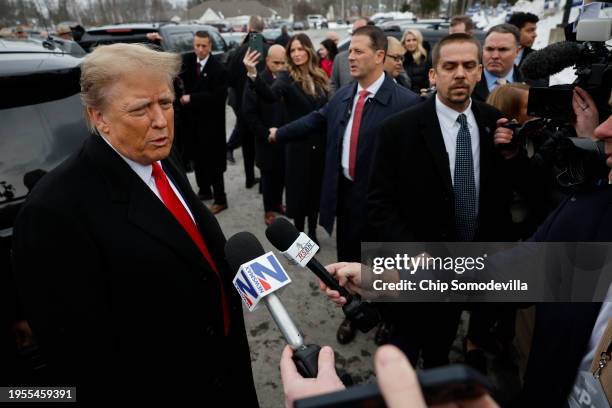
[126,178,209,271]
[337,82,358,153]
[472,101,495,193]
[473,76,489,101]
[421,97,454,195]
[83,135,211,271]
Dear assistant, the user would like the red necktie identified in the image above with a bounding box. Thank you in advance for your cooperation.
[151,162,230,336]
[348,90,370,179]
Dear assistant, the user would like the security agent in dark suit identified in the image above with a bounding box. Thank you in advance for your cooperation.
[227,15,268,189]
[11,44,258,405]
[368,33,514,368]
[242,44,287,225]
[179,30,229,214]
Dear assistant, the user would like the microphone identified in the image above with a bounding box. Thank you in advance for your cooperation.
[225,231,321,378]
[520,41,582,80]
[265,218,380,333]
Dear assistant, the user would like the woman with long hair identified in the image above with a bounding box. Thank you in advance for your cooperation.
[318,38,338,78]
[487,83,532,124]
[401,29,432,94]
[243,33,329,241]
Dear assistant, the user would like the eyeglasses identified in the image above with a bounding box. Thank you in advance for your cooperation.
[386,54,404,63]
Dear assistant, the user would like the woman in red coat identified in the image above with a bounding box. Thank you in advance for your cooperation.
[318,38,338,78]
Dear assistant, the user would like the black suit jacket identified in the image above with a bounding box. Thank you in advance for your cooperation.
[472,67,525,103]
[242,68,285,172]
[11,135,258,405]
[179,53,228,173]
[473,65,548,103]
[227,37,268,114]
[368,95,514,242]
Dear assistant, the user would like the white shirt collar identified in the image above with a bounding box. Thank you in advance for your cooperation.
[435,94,474,125]
[356,71,385,97]
[98,133,156,184]
[514,47,524,66]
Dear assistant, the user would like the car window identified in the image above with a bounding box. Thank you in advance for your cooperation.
[165,30,225,53]
[0,93,88,203]
[209,31,225,52]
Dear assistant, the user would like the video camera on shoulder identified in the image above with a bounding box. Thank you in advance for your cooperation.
[514,18,611,189]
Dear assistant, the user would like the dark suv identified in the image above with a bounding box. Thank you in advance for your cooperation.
[77,22,230,63]
[0,38,88,384]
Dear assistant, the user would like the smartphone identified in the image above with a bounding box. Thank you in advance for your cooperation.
[248,32,264,63]
[527,85,575,123]
[294,364,493,408]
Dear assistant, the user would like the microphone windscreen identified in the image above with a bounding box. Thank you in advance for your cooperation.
[225,232,266,273]
[266,218,300,252]
[520,41,582,80]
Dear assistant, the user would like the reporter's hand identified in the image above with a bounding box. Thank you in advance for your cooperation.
[375,345,500,408]
[494,118,518,159]
[318,262,362,306]
[269,127,278,143]
[572,86,599,139]
[281,345,345,408]
[243,48,261,77]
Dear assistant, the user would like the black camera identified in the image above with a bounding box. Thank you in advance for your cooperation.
[513,18,612,190]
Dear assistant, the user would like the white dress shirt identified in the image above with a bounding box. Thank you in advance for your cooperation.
[99,135,196,222]
[341,71,386,180]
[435,94,481,209]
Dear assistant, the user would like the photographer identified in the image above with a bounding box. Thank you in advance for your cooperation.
[493,86,609,234]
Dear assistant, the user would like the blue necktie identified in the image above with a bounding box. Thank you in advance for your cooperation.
[454,113,477,241]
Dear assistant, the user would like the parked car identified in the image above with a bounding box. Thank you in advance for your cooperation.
[338,25,486,53]
[307,14,328,29]
[0,38,88,385]
[158,24,230,63]
[262,28,294,45]
[76,22,230,64]
[292,21,307,31]
[222,32,247,50]
[77,22,163,52]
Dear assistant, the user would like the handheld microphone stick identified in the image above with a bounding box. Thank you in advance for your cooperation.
[265,218,380,333]
[225,231,321,378]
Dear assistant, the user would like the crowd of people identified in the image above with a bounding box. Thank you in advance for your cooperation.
[5,8,612,408]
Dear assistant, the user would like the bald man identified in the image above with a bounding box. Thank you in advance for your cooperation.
[242,44,287,225]
[384,37,411,89]
[266,44,287,76]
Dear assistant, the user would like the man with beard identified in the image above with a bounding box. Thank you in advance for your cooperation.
[367,33,514,368]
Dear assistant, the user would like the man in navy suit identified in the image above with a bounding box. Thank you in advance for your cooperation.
[269,25,420,343]
[270,26,420,261]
